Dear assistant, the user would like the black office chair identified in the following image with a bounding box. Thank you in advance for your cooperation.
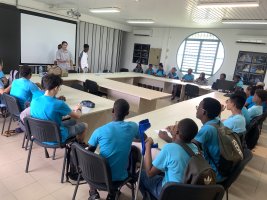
[147,85,153,89]
[70,83,85,92]
[155,183,225,200]
[103,69,112,73]
[84,79,107,97]
[120,68,129,72]
[68,70,77,73]
[245,116,261,150]
[184,84,199,99]
[1,93,22,137]
[137,83,143,87]
[153,86,160,91]
[24,117,75,183]
[71,142,136,200]
[257,111,267,133]
[219,149,253,200]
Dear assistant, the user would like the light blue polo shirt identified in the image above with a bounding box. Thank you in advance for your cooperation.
[167,72,179,79]
[182,74,194,81]
[156,69,166,77]
[223,114,246,135]
[248,105,263,120]
[88,121,139,181]
[194,118,223,182]
[32,90,45,100]
[10,78,39,110]
[153,143,198,187]
[30,95,72,142]
[145,69,154,75]
[0,71,5,79]
[246,96,254,108]
[242,107,250,125]
[236,80,243,88]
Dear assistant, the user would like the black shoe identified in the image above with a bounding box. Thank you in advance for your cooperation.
[89,191,100,200]
[106,193,116,200]
[171,96,175,100]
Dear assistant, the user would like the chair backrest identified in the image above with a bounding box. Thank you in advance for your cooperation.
[71,142,113,192]
[103,69,111,73]
[84,79,99,94]
[3,93,22,117]
[24,117,62,146]
[120,68,129,72]
[70,83,85,91]
[185,84,199,97]
[159,183,225,200]
[246,116,260,149]
[220,148,253,190]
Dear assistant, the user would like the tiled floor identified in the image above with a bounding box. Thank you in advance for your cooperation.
[0,118,267,200]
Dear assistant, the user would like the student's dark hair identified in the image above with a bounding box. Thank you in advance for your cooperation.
[149,64,153,67]
[58,44,62,48]
[159,63,163,68]
[256,85,264,90]
[20,66,32,78]
[84,44,89,48]
[42,74,63,90]
[62,41,68,45]
[202,97,221,119]
[248,85,258,96]
[221,73,226,79]
[113,99,130,120]
[234,90,247,100]
[234,75,241,80]
[229,93,246,110]
[255,89,267,102]
[178,118,198,143]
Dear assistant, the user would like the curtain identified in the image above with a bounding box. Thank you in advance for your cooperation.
[78,21,123,73]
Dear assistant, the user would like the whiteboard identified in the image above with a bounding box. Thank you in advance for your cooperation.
[21,13,77,64]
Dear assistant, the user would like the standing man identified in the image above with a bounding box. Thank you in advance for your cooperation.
[78,44,90,73]
[56,41,73,71]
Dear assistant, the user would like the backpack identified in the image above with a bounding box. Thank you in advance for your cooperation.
[178,142,216,185]
[8,69,19,85]
[210,122,244,176]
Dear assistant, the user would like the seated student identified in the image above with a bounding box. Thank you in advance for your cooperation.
[194,72,208,85]
[233,90,251,126]
[30,74,87,143]
[133,63,143,73]
[193,97,224,182]
[155,63,166,77]
[182,68,194,82]
[211,73,226,90]
[245,86,257,108]
[140,118,199,199]
[222,93,246,135]
[167,67,179,79]
[233,75,243,89]
[10,66,40,110]
[87,99,141,200]
[248,89,267,120]
[145,64,154,75]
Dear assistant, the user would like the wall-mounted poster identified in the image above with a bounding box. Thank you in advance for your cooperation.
[234,51,267,85]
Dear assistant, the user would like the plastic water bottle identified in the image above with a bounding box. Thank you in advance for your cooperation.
[39,66,43,77]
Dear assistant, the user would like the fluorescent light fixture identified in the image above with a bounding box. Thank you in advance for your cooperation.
[197,1,259,8]
[89,7,120,13]
[127,19,155,24]
[222,20,267,24]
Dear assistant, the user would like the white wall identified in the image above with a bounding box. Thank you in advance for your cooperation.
[121,27,267,85]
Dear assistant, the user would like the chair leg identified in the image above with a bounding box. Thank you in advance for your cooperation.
[72,173,81,200]
[5,116,13,136]
[226,189,229,200]
[22,132,26,148]
[52,148,56,160]
[25,136,30,150]
[44,148,50,158]
[1,111,7,135]
[25,141,33,173]
[61,148,68,183]
[131,183,135,200]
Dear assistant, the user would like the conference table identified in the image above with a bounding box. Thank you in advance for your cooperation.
[127,91,231,149]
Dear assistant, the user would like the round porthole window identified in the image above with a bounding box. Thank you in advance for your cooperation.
[177,32,224,78]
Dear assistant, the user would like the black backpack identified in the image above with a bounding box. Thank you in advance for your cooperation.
[178,142,216,185]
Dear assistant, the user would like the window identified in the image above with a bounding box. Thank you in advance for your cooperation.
[177,32,224,77]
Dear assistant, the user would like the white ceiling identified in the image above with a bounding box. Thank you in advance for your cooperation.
[35,0,267,29]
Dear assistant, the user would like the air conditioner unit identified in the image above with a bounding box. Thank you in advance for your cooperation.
[236,35,267,45]
[133,29,153,37]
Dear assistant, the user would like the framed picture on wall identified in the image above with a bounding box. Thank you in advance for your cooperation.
[234,51,267,85]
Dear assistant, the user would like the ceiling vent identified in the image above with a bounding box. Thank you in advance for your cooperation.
[133,29,153,37]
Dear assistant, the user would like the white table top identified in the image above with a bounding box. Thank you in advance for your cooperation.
[31,73,172,101]
[126,91,231,148]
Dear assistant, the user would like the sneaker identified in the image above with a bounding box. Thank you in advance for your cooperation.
[88,191,100,200]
